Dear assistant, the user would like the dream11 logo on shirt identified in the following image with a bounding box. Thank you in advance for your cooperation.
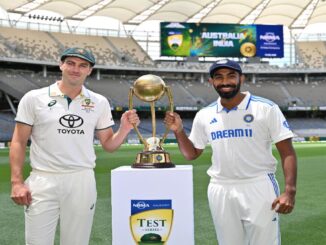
[58,114,85,134]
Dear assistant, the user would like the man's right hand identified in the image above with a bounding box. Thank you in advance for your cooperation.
[164,112,183,134]
[11,183,32,206]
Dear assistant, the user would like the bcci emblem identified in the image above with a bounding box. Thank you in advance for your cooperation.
[130,200,174,245]
[243,114,254,123]
[167,31,183,50]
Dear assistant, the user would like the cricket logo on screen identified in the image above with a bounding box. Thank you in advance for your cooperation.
[130,200,174,245]
[167,31,183,50]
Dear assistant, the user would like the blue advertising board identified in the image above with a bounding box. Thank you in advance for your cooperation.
[256,24,284,58]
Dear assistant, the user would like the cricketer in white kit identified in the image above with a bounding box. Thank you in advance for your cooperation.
[164,59,297,245]
[10,47,139,245]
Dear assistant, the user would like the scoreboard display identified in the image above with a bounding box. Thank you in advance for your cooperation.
[160,22,284,58]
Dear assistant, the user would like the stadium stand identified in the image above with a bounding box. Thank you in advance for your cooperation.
[1,25,326,141]
[283,80,326,106]
[2,67,326,109]
[0,69,40,99]
[242,80,291,107]
[0,27,154,67]
[177,79,216,106]
[0,41,17,58]
[0,26,59,61]
[0,112,15,141]
[288,118,326,137]
[20,71,60,88]
[107,36,154,66]
[296,41,326,68]
[51,32,119,65]
[86,77,132,106]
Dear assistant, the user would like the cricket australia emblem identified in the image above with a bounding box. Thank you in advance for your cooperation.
[81,98,95,112]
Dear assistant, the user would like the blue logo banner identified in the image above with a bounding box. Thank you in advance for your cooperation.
[131,200,172,215]
[256,24,284,58]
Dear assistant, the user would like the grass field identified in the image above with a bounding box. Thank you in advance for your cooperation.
[1,142,326,245]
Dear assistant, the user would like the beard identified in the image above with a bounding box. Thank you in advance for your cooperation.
[214,81,241,99]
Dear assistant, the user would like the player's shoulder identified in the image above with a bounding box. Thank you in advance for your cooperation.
[22,86,49,99]
[249,94,276,107]
[199,101,217,112]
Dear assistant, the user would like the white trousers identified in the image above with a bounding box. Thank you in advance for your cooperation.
[208,174,281,245]
[24,169,97,245]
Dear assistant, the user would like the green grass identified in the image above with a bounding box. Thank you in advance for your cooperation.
[1,142,326,244]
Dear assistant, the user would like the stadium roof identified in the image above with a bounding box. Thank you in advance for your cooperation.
[1,0,326,29]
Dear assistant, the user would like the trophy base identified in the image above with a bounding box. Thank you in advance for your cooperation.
[132,150,175,168]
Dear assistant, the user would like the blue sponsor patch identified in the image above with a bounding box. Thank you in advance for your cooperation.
[211,128,253,140]
[131,200,172,215]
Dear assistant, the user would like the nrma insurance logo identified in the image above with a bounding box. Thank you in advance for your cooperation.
[130,200,174,245]
[259,32,281,43]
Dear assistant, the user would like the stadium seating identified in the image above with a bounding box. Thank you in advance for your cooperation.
[51,32,119,65]
[106,36,154,66]
[283,80,326,106]
[0,112,15,141]
[242,80,290,107]
[2,68,326,108]
[0,26,154,67]
[288,118,326,137]
[1,27,326,141]
[0,69,39,99]
[86,77,132,106]
[296,41,326,68]
[0,26,59,61]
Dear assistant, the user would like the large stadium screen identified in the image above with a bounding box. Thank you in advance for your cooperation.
[160,22,284,58]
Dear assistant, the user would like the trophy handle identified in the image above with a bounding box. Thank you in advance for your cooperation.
[159,86,174,148]
[150,101,156,140]
[129,88,149,150]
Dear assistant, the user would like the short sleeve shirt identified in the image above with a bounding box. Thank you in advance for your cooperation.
[189,92,294,180]
[15,82,114,172]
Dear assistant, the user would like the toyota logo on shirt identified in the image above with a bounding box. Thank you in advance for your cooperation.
[58,114,85,135]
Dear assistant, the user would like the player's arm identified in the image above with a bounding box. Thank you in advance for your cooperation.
[97,109,139,152]
[10,123,33,205]
[164,112,203,160]
[272,138,297,214]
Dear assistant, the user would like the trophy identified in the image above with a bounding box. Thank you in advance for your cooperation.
[129,74,175,168]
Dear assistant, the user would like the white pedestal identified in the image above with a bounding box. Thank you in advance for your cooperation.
[111,165,194,245]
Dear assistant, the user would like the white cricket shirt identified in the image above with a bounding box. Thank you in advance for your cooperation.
[189,92,294,180]
[15,82,114,172]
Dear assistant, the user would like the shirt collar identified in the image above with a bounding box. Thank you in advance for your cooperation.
[216,91,251,113]
[48,82,90,99]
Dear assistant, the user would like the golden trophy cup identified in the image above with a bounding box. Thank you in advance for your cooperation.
[129,74,175,168]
